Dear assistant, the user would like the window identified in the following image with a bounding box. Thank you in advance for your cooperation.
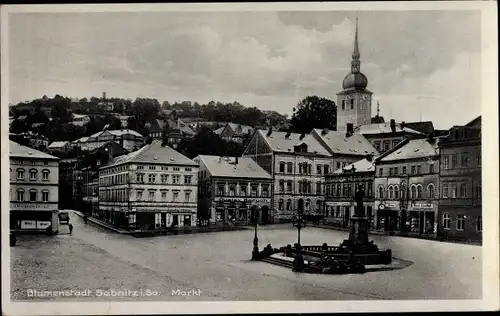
[388,186,394,199]
[411,166,416,175]
[316,200,322,211]
[17,189,25,201]
[185,191,191,202]
[137,190,143,200]
[279,199,284,210]
[279,162,285,173]
[392,139,399,148]
[136,174,144,183]
[161,166,168,171]
[137,165,144,170]
[410,185,417,199]
[378,186,384,199]
[29,169,38,181]
[379,168,383,176]
[240,186,247,196]
[443,214,451,230]
[149,165,156,170]
[374,141,381,151]
[383,140,390,151]
[442,184,449,198]
[316,182,322,194]
[173,191,179,201]
[317,165,322,175]
[460,183,467,198]
[262,186,269,197]
[429,164,435,173]
[305,199,311,211]
[161,191,167,201]
[461,153,469,168]
[148,190,155,201]
[287,162,293,173]
[286,199,291,211]
[341,99,346,110]
[389,168,393,176]
[452,184,457,198]
[457,214,465,231]
[451,154,458,168]
[308,164,312,174]
[417,185,423,199]
[161,174,168,183]
[42,170,50,181]
[402,166,407,174]
[184,176,192,184]
[367,182,373,197]
[477,216,482,232]
[350,99,354,109]
[148,174,156,183]
[394,185,399,199]
[336,185,341,197]
[417,165,421,174]
[442,156,450,170]
[17,169,25,180]
[172,175,180,184]
[217,185,224,196]
[251,185,258,197]
[336,162,341,170]
[29,190,37,202]
[185,168,192,172]
[42,190,49,202]
[286,181,292,192]
[279,180,285,192]
[173,167,180,171]
[229,185,236,196]
[475,183,481,198]
[401,184,407,199]
[428,184,435,199]
[394,167,399,175]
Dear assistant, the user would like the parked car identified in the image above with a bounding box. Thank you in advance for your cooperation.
[58,212,69,224]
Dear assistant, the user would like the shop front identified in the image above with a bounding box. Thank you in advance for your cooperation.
[406,202,437,236]
[324,201,352,228]
[375,201,400,232]
[212,197,271,225]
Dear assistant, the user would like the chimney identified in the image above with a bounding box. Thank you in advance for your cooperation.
[366,154,373,162]
[235,156,239,165]
[321,128,329,136]
[427,132,436,144]
[400,121,406,129]
[103,92,106,100]
[299,133,306,141]
[390,119,396,133]
[345,123,354,137]
[285,131,291,139]
[267,127,272,137]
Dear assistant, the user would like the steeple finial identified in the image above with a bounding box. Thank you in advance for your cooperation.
[351,12,361,73]
[377,101,380,117]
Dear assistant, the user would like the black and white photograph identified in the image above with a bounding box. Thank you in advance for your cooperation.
[1,2,498,315]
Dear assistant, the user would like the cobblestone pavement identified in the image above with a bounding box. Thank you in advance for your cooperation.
[10,211,482,301]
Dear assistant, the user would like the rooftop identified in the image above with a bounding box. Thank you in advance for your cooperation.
[333,157,376,174]
[10,141,59,160]
[47,141,70,148]
[103,140,197,169]
[312,129,378,156]
[196,155,272,179]
[380,138,440,162]
[258,129,331,156]
[354,123,422,135]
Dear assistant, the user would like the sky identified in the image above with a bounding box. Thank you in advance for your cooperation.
[7,9,482,129]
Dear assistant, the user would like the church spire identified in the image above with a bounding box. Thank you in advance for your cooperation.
[351,13,361,74]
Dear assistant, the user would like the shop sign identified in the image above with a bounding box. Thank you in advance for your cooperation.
[326,201,350,206]
[411,203,434,209]
[11,203,54,210]
[21,220,36,229]
[37,221,51,229]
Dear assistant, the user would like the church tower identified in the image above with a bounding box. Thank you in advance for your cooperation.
[336,15,373,132]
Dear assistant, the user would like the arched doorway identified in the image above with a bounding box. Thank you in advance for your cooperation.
[261,206,269,225]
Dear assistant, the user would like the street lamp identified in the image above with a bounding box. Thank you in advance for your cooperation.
[294,203,306,246]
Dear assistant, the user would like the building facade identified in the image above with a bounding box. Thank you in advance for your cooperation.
[75,129,144,152]
[9,141,60,234]
[374,137,441,237]
[325,157,375,228]
[98,140,198,231]
[438,121,482,242]
[194,155,273,226]
[219,123,254,143]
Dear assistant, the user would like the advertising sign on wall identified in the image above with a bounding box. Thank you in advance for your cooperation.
[37,221,51,229]
[21,220,36,229]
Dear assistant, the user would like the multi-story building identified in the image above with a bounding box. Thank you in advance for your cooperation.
[98,140,198,231]
[374,136,441,237]
[9,141,60,234]
[438,117,481,242]
[194,155,273,225]
[47,141,73,154]
[242,129,333,222]
[74,129,144,152]
[324,156,376,228]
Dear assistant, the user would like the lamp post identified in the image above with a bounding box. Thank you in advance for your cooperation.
[294,205,306,246]
[251,208,260,260]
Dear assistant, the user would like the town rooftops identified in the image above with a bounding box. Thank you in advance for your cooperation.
[403,121,435,134]
[354,122,422,135]
[379,138,440,162]
[10,141,59,160]
[258,129,331,156]
[214,126,225,135]
[227,122,253,135]
[103,140,197,168]
[47,141,70,149]
[196,155,272,179]
[312,129,378,156]
[333,157,376,174]
[89,129,143,139]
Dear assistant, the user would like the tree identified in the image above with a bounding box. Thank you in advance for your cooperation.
[289,96,337,134]
[177,126,244,158]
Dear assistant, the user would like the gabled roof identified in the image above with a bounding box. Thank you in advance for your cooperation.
[90,129,143,139]
[258,129,331,156]
[312,129,378,156]
[10,141,59,160]
[354,123,422,135]
[403,121,435,134]
[379,138,440,162]
[177,118,196,135]
[17,115,27,120]
[214,127,225,135]
[333,157,376,174]
[465,116,481,128]
[227,123,253,136]
[103,140,197,168]
[48,141,70,149]
[196,155,272,179]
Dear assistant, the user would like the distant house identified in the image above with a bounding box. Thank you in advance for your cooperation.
[47,141,72,154]
[219,123,254,143]
[153,118,196,149]
[19,131,49,149]
[70,113,90,126]
[74,129,144,152]
[112,114,131,128]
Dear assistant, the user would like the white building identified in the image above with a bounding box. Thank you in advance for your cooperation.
[70,113,90,126]
[98,140,199,231]
[74,129,144,152]
[9,141,60,234]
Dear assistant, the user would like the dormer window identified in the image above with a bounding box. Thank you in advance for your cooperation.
[294,143,308,153]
